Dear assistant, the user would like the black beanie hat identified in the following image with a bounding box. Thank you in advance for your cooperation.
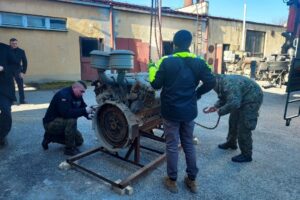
[173,30,192,49]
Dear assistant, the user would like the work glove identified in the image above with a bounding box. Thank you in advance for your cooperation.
[85,106,95,114]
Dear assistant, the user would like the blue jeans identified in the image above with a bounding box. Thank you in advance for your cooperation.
[0,95,12,140]
[163,119,198,180]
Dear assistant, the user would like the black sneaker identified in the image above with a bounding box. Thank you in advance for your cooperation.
[64,147,81,156]
[218,142,238,150]
[41,133,51,150]
[231,154,252,163]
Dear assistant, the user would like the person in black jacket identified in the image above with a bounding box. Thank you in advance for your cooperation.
[148,30,216,193]
[42,81,95,156]
[0,42,16,147]
[8,38,28,104]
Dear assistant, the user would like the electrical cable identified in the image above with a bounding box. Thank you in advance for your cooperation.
[195,116,221,130]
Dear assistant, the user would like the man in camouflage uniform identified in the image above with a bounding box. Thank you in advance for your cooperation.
[205,74,263,162]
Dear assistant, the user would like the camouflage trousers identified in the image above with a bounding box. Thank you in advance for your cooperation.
[226,102,262,157]
[43,118,83,148]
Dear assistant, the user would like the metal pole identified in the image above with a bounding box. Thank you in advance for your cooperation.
[158,0,162,57]
[241,1,247,51]
[109,1,115,50]
[149,0,154,61]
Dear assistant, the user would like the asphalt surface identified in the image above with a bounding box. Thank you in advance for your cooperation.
[0,84,299,200]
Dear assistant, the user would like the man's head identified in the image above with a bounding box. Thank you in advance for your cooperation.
[9,38,18,49]
[72,81,87,98]
[173,30,192,50]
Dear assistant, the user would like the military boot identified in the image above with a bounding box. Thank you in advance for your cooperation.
[184,176,197,193]
[163,177,178,193]
[218,142,237,150]
[231,154,252,163]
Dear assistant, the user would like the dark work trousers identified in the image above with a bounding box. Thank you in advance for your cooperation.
[163,119,199,181]
[43,118,83,148]
[0,95,12,140]
[13,71,25,103]
[226,102,262,157]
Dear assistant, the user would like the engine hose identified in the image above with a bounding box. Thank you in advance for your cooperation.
[195,116,221,130]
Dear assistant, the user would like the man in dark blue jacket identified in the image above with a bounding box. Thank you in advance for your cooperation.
[149,30,216,193]
[8,38,28,104]
[0,42,15,148]
[42,81,95,156]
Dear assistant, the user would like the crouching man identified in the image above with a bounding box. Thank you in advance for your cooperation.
[205,74,263,162]
[42,81,95,156]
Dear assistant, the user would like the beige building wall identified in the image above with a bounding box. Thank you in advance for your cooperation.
[0,0,204,82]
[208,18,285,57]
[0,0,111,82]
[114,10,202,61]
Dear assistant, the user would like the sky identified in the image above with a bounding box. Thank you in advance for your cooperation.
[115,0,289,25]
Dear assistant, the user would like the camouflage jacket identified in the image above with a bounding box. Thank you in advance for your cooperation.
[214,74,263,116]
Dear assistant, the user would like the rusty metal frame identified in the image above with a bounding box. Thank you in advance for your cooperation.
[66,130,166,190]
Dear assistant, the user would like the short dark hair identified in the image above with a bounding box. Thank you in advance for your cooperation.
[173,30,192,49]
[10,38,18,42]
[77,80,87,89]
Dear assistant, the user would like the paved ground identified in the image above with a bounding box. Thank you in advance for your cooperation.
[0,83,300,200]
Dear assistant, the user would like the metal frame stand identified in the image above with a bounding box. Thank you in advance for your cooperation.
[66,130,166,192]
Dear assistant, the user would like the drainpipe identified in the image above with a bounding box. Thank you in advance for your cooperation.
[109,2,115,50]
[241,1,247,51]
[205,18,209,57]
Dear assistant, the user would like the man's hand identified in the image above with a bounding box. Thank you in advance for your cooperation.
[19,72,24,79]
[85,106,96,114]
[203,106,218,114]
[88,113,95,119]
[147,62,156,70]
[0,66,3,72]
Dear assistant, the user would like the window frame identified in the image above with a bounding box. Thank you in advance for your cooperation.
[0,12,67,32]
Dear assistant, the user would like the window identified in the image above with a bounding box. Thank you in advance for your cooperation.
[27,16,46,28]
[245,30,265,57]
[2,13,22,26]
[0,12,67,31]
[50,19,66,30]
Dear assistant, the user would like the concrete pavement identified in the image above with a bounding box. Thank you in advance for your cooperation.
[0,84,299,200]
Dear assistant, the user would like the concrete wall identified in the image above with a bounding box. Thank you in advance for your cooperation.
[0,0,111,82]
[208,18,285,57]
